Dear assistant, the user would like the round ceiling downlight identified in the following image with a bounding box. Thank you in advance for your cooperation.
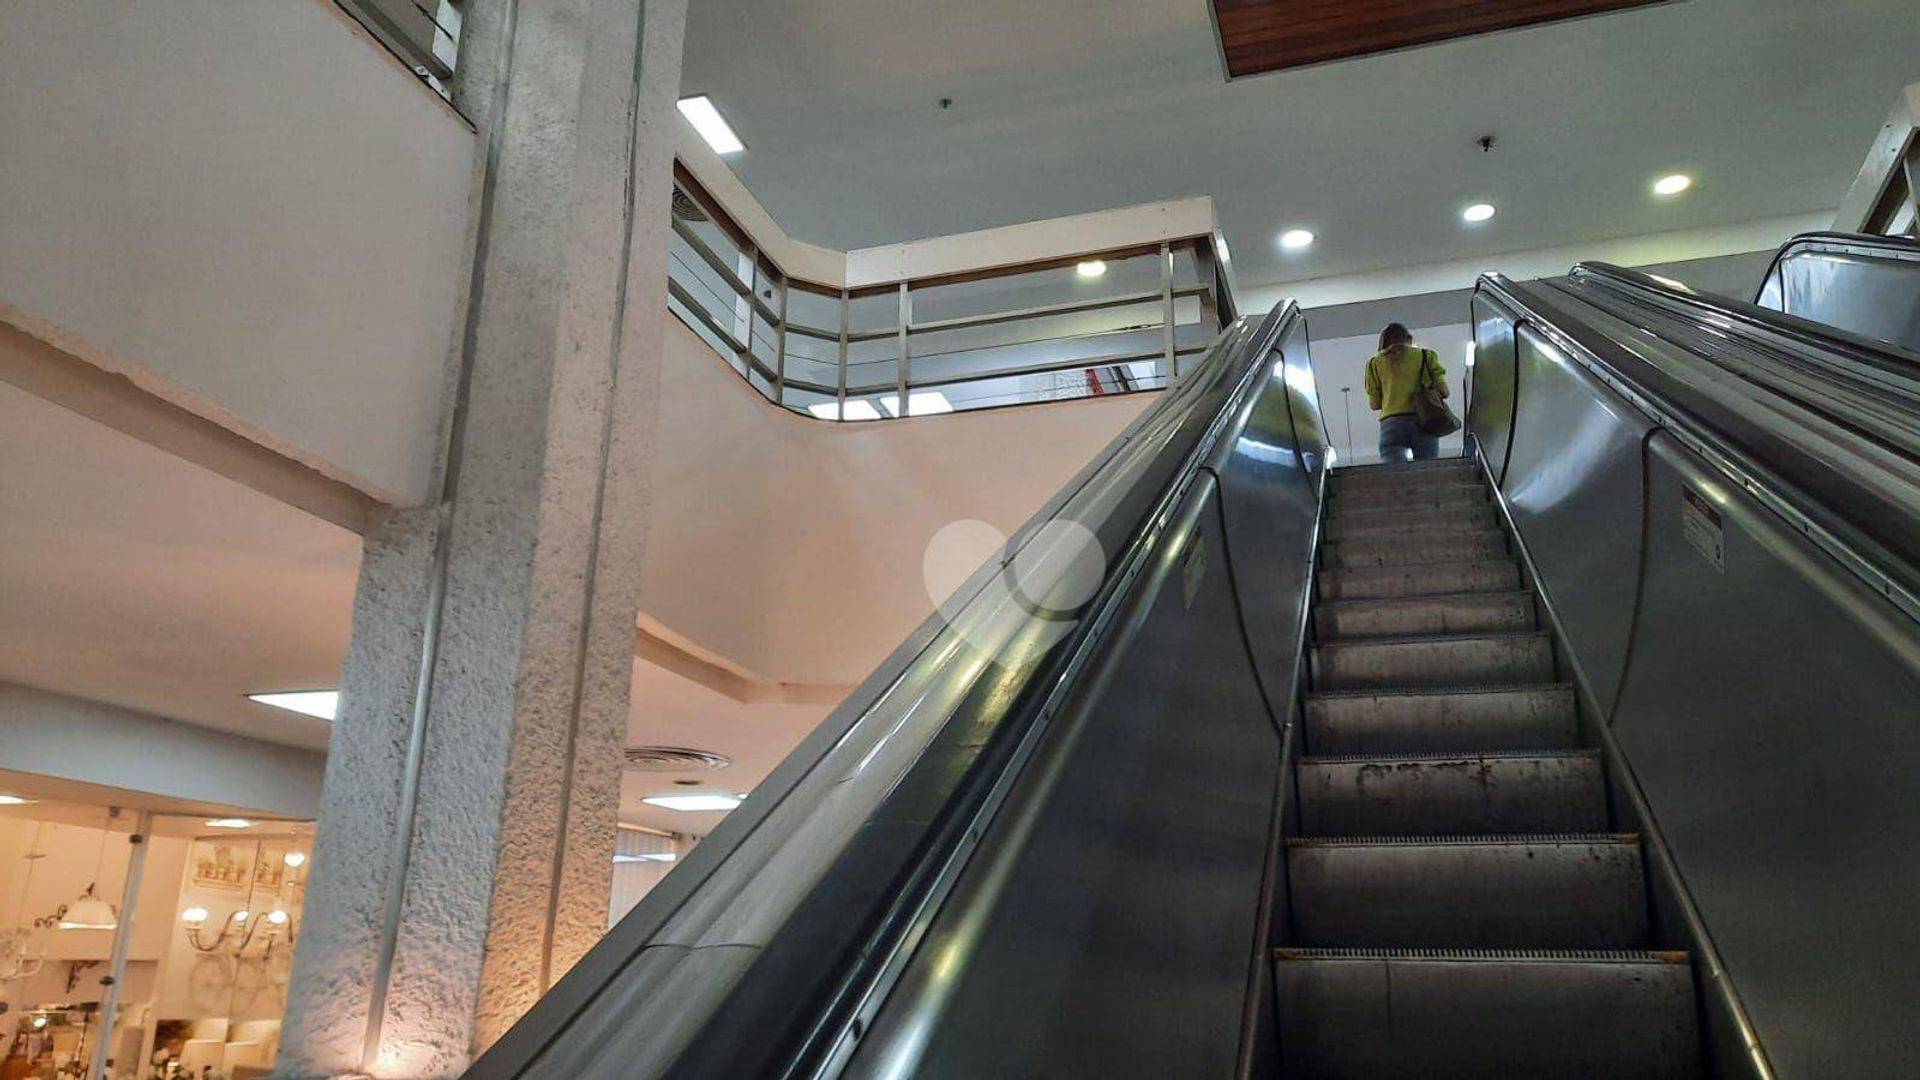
[1653,174,1693,196]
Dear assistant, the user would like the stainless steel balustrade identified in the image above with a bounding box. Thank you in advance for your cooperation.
[668,178,1236,421]
[466,299,1329,1078]
[335,0,463,94]
[1467,269,1920,1079]
[1753,232,1920,354]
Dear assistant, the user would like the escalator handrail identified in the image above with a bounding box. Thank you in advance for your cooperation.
[1477,273,1920,625]
[466,302,1304,1079]
[1752,229,1920,307]
[1566,261,1920,465]
[1573,258,1920,388]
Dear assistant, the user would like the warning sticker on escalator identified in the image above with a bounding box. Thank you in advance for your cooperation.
[1681,484,1725,573]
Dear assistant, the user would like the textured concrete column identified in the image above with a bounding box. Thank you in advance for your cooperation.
[273,0,685,1076]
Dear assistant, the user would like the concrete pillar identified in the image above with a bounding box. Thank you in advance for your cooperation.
[273,0,686,1076]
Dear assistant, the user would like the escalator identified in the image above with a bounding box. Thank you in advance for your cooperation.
[465,238,1920,1079]
[1277,455,1696,1078]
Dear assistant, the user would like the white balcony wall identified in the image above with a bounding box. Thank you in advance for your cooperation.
[643,319,1154,686]
[0,0,474,505]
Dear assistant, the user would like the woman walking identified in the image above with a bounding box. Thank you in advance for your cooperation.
[1364,322,1450,461]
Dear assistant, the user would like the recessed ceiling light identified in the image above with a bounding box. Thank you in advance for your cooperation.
[806,400,883,421]
[677,95,745,155]
[205,818,254,829]
[1279,229,1315,250]
[1653,173,1692,196]
[1075,259,1107,278]
[1462,203,1497,223]
[879,391,955,417]
[613,852,678,863]
[0,794,37,806]
[284,851,308,868]
[642,794,741,812]
[248,690,338,721]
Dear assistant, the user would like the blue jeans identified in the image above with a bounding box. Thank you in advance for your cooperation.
[1378,413,1439,462]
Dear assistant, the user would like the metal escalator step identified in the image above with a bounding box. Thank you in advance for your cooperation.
[1297,749,1606,835]
[1316,557,1520,601]
[1329,481,1488,511]
[1304,684,1579,754]
[1286,833,1648,948]
[1311,631,1554,691]
[1272,948,1700,1079]
[1322,529,1508,569]
[1331,461,1479,491]
[1314,590,1535,639]
[1322,503,1498,541]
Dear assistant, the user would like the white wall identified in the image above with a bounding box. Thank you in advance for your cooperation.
[1312,324,1471,466]
[641,319,1153,685]
[0,0,474,506]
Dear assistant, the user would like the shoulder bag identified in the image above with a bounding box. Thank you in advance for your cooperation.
[1413,348,1461,438]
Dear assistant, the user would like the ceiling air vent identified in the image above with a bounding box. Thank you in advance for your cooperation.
[623,745,731,772]
[671,188,709,223]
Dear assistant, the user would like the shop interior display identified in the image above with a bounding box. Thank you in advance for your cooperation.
[0,799,311,1080]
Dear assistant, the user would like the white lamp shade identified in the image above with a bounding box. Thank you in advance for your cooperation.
[59,894,118,931]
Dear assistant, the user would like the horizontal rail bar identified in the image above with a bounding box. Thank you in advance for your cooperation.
[906,284,1211,336]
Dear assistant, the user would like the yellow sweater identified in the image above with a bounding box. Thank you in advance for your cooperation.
[1365,346,1448,419]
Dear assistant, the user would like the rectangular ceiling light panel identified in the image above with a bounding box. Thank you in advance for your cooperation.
[1211,0,1671,79]
[677,95,746,154]
[248,690,339,721]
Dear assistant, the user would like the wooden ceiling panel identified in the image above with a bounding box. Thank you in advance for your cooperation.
[1212,0,1672,78]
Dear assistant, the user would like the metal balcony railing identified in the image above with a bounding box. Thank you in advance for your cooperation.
[334,0,463,99]
[668,168,1236,421]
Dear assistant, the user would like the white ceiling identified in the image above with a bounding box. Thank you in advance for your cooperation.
[0,382,824,831]
[0,383,360,751]
[619,658,830,834]
[680,0,1920,290]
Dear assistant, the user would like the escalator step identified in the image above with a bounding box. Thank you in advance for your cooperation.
[1328,481,1488,510]
[1286,833,1648,948]
[1310,631,1554,691]
[1329,460,1479,491]
[1272,947,1701,1079]
[1316,557,1521,601]
[1322,529,1509,569]
[1314,590,1536,639]
[1297,749,1606,835]
[1304,684,1579,754]
[1322,502,1498,541]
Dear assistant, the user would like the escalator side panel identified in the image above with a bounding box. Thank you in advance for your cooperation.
[1279,325,1332,478]
[1611,433,1920,1078]
[1758,242,1920,353]
[1499,324,1652,715]
[1468,296,1521,484]
[842,476,1296,1080]
[1223,321,1323,696]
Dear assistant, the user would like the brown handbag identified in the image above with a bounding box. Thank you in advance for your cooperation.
[1413,348,1462,437]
